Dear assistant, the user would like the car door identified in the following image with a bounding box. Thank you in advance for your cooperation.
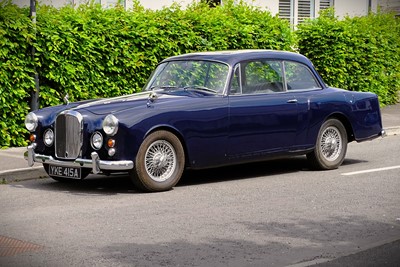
[283,60,325,149]
[227,60,298,158]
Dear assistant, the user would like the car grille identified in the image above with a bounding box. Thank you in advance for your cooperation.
[55,111,83,159]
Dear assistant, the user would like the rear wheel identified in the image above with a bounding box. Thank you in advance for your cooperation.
[307,118,348,170]
[130,130,185,192]
[43,164,90,182]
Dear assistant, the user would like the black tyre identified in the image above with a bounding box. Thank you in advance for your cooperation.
[307,118,348,170]
[130,130,185,192]
[43,164,90,182]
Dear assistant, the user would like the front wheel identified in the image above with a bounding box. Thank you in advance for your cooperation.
[307,119,348,170]
[130,130,185,192]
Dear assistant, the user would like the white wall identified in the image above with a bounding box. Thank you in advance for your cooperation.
[12,0,67,8]
[378,0,400,14]
[334,0,370,18]
[128,0,192,10]
[240,0,280,14]
[11,0,385,18]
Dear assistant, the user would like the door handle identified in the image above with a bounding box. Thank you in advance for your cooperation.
[287,99,298,103]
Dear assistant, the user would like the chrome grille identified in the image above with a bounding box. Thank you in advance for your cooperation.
[55,111,83,159]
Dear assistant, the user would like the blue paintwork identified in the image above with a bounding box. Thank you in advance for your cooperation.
[30,50,383,171]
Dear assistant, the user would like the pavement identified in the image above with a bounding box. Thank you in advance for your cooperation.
[1,103,399,183]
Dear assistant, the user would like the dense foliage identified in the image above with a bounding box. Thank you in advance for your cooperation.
[0,2,33,147]
[0,1,399,147]
[35,1,294,107]
[0,0,294,147]
[297,9,400,105]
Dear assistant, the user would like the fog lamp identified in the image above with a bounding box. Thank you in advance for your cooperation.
[43,129,54,147]
[91,132,103,150]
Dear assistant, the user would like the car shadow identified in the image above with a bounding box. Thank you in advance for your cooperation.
[341,158,368,166]
[179,156,309,187]
[179,156,369,187]
[18,156,368,194]
[16,173,138,195]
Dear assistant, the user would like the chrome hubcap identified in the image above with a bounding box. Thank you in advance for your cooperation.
[320,126,342,161]
[145,140,176,182]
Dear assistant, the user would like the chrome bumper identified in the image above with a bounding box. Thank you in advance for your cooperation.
[24,144,134,174]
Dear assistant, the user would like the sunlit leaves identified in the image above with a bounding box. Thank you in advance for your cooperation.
[297,9,400,105]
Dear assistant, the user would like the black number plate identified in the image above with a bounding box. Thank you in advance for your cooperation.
[48,165,81,179]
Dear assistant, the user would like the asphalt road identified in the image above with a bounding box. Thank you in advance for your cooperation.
[0,136,399,267]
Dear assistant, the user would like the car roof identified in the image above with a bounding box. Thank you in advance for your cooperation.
[160,49,312,66]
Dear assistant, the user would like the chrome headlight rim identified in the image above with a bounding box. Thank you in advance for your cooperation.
[102,114,119,136]
[25,112,38,132]
[43,128,54,147]
[91,131,103,150]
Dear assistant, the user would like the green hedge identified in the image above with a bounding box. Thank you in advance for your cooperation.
[1,1,399,148]
[0,0,294,147]
[35,1,294,107]
[297,9,400,105]
[0,2,33,147]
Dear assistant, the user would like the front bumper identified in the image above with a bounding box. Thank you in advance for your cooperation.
[24,144,134,174]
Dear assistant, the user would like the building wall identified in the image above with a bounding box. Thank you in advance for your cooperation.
[241,0,280,14]
[12,0,396,18]
[378,0,400,15]
[131,0,192,10]
[12,0,67,8]
[334,0,370,18]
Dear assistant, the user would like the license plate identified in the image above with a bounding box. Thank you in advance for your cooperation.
[48,165,81,179]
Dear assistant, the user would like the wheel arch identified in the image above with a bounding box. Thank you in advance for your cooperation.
[144,125,190,168]
[326,113,355,142]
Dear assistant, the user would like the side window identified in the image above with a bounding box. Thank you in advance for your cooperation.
[284,61,321,90]
[242,60,284,94]
[204,63,228,91]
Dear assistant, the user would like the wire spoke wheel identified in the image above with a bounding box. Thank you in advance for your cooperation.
[320,126,342,161]
[307,119,348,170]
[145,140,177,182]
[130,130,185,192]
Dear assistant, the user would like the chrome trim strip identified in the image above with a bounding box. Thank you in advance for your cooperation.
[25,145,133,172]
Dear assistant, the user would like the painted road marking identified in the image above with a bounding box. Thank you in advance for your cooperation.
[341,165,400,176]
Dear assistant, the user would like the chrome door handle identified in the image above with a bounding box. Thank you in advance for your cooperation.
[287,99,298,103]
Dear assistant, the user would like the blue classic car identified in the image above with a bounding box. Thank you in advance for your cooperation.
[25,50,385,192]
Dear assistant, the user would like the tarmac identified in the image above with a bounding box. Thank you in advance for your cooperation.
[1,103,399,183]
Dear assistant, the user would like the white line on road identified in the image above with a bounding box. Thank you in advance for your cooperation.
[341,165,400,176]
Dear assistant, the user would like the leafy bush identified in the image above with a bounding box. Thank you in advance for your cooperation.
[2,1,399,148]
[34,1,294,106]
[297,9,400,105]
[0,2,33,147]
[1,0,294,147]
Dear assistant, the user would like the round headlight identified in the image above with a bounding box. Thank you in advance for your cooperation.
[25,112,38,132]
[43,129,54,147]
[91,132,103,150]
[102,115,119,136]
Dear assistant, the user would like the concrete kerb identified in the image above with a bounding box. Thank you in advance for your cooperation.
[0,166,47,184]
[0,125,399,184]
[385,126,400,136]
